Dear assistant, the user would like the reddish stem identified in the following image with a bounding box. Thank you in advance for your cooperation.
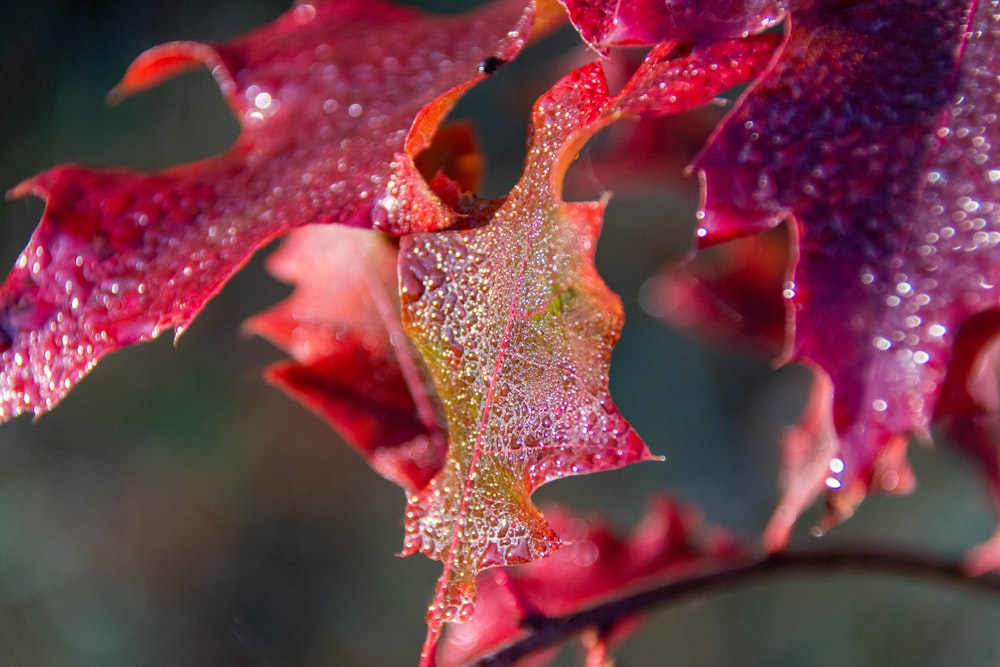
[466,546,1000,666]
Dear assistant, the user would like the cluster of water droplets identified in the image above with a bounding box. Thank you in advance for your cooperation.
[691,0,1000,500]
[0,0,538,424]
[397,67,659,620]
[0,202,163,420]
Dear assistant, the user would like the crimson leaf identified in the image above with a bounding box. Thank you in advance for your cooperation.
[0,0,537,421]
[439,497,744,667]
[244,122,486,495]
[693,0,1000,538]
[561,0,781,53]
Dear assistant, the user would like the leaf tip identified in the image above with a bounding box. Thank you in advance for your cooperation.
[965,528,1000,576]
[6,175,43,202]
[109,41,221,104]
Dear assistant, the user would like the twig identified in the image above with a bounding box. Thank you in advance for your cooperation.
[466,546,1000,666]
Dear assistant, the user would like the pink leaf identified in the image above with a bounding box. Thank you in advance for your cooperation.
[246,224,446,495]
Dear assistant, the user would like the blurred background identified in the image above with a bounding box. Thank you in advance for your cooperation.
[1,1,999,665]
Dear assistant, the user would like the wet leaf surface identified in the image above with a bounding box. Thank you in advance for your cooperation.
[0,0,536,421]
[694,0,1000,537]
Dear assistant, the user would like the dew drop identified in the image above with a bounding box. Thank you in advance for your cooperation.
[400,267,425,303]
[292,2,316,24]
[254,91,272,109]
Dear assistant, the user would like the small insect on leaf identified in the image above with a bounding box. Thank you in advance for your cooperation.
[479,56,507,75]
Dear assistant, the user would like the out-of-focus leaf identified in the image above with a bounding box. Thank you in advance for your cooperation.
[644,224,789,357]
[934,310,1000,572]
[245,121,486,495]
[439,497,745,667]
[246,225,447,495]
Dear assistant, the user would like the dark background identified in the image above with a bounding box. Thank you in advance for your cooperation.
[1,1,999,665]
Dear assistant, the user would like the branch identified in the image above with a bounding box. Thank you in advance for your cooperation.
[466,546,1000,666]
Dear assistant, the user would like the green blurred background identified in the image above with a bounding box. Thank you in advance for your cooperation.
[1,1,999,665]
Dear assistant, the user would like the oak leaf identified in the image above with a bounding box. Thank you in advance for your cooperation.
[0,0,537,421]
[396,35,779,664]
[692,0,1000,541]
[934,311,1000,572]
[245,224,447,495]
[244,122,487,495]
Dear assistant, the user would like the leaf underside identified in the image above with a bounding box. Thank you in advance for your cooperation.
[245,224,447,495]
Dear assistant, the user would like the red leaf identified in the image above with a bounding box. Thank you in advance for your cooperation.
[564,49,733,198]
[401,63,654,663]
[438,497,745,667]
[244,121,486,495]
[0,0,538,421]
[561,0,782,53]
[693,0,1000,537]
[572,107,726,197]
[395,36,777,664]
[644,224,789,357]
[936,311,1000,504]
[934,310,1000,573]
[245,224,446,495]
